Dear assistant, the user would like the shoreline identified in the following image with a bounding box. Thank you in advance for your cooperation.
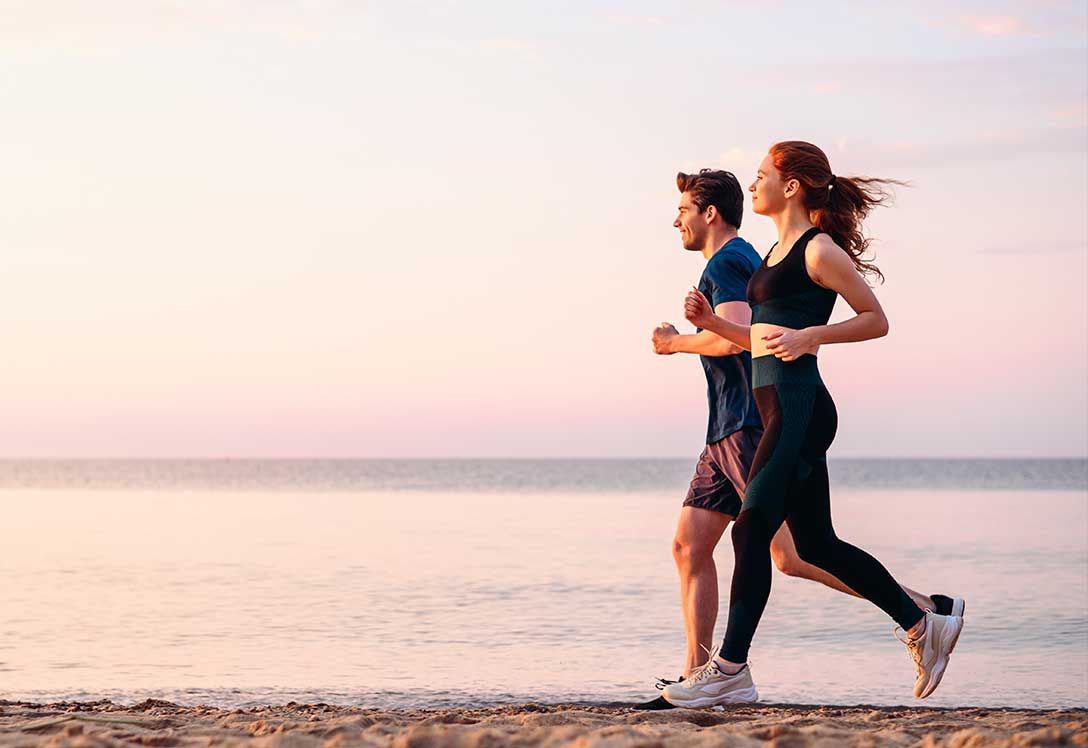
[2,700,1085,747]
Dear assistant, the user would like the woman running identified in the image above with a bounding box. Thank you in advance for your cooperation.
[662,141,963,707]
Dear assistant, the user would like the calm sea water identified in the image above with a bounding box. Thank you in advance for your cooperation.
[1,459,1085,710]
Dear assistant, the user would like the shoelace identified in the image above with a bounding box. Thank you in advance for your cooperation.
[685,644,727,686]
[652,643,713,691]
[655,669,702,690]
[893,626,925,676]
[661,643,748,691]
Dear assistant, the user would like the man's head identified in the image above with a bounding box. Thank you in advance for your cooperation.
[673,169,744,251]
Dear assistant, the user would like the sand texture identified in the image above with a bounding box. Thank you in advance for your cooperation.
[1,700,1085,748]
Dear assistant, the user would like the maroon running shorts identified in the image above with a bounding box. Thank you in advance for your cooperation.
[682,426,763,517]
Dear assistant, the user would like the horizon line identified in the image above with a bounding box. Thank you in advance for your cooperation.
[0,455,1084,462]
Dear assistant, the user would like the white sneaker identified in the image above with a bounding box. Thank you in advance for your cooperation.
[661,650,759,708]
[896,611,964,699]
[929,593,966,617]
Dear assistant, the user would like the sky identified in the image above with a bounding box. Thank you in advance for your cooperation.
[1,0,1085,458]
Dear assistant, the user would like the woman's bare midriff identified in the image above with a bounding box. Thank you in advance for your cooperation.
[750,322,820,359]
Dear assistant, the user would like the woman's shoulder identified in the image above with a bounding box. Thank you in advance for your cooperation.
[805,231,849,268]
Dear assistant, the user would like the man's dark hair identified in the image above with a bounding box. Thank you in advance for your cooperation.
[676,169,744,229]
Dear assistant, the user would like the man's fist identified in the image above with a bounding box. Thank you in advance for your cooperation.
[652,322,679,355]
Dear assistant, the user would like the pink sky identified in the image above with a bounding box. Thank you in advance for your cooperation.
[0,1,1085,457]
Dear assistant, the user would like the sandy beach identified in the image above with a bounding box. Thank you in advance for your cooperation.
[1,700,1084,748]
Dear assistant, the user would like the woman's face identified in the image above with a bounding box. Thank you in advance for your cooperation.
[749,152,789,216]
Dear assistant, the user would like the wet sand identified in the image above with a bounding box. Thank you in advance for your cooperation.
[1,700,1084,747]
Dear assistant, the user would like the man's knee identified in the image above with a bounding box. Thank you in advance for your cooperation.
[673,507,729,570]
[769,542,805,577]
[770,524,820,577]
[672,535,715,570]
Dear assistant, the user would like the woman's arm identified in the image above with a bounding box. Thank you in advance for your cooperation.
[684,289,753,351]
[762,235,889,361]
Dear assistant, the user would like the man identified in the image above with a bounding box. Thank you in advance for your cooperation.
[639,169,962,709]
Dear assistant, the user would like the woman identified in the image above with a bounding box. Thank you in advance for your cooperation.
[662,141,963,707]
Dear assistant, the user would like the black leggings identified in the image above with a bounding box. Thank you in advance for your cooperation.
[719,355,924,663]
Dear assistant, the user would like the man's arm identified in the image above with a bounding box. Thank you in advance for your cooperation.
[653,301,751,356]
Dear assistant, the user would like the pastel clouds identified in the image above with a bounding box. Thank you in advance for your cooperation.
[811,82,845,95]
[717,147,767,173]
[0,0,1084,457]
[0,0,367,45]
[604,14,666,26]
[962,14,1029,37]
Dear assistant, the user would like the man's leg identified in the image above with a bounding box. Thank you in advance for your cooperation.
[768,501,935,612]
[672,506,731,677]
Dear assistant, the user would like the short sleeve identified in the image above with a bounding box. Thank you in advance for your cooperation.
[705,254,753,307]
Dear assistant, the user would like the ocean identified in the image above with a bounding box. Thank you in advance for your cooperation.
[1,459,1085,710]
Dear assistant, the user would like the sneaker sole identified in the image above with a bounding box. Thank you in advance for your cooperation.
[918,616,964,699]
[663,686,759,709]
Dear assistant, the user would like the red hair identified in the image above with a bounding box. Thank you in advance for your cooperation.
[769,141,905,281]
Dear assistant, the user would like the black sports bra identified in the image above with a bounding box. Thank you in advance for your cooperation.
[747,227,837,329]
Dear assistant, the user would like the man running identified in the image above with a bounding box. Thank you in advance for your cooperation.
[640,169,963,709]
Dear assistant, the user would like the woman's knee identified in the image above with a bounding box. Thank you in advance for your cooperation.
[731,509,774,559]
[790,531,836,568]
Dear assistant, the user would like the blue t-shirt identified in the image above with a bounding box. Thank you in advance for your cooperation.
[698,237,764,443]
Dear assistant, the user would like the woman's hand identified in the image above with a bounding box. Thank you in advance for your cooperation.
[683,287,715,329]
[762,327,822,361]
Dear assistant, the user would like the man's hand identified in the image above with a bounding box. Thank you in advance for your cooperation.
[652,322,679,354]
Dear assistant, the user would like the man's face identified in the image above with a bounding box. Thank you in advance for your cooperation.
[673,191,708,251]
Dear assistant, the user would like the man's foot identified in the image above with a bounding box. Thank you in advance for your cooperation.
[929,594,966,617]
[661,658,759,708]
[629,674,685,710]
[631,695,677,711]
[896,611,964,699]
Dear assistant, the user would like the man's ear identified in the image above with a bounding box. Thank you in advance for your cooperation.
[704,204,718,224]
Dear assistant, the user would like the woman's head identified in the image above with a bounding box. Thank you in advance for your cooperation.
[750,140,904,281]
[749,142,832,216]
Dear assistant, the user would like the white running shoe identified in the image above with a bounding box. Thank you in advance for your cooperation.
[661,648,759,708]
[929,593,966,617]
[896,611,964,699]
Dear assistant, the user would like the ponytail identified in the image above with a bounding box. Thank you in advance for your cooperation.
[770,141,906,282]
